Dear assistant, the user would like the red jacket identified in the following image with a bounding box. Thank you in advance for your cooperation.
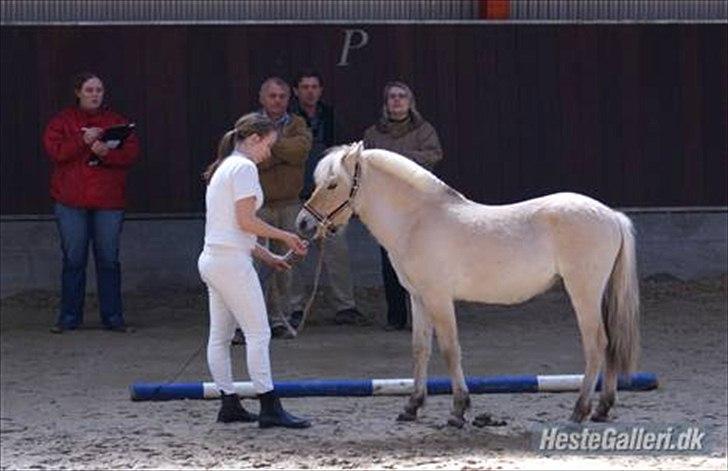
[43,106,140,209]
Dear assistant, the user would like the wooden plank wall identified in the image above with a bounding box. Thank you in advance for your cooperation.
[1,24,726,214]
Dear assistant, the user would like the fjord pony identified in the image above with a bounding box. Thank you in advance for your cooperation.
[296,142,640,427]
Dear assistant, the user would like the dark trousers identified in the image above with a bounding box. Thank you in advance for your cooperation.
[379,247,408,327]
[54,202,125,329]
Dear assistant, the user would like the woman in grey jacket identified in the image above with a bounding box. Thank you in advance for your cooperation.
[363,81,443,330]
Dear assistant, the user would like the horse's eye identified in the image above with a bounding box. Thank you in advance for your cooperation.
[327,183,338,190]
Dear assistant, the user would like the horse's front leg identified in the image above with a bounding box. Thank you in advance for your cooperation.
[429,299,470,428]
[397,295,433,422]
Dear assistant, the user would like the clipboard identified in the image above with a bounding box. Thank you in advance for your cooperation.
[100,123,136,149]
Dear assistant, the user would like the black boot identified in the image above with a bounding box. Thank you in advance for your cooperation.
[217,391,258,423]
[258,390,311,429]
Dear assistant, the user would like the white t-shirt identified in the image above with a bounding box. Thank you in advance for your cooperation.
[204,152,264,252]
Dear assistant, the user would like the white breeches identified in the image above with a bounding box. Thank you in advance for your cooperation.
[198,246,273,395]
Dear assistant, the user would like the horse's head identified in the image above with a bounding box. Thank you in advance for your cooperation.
[296,141,364,240]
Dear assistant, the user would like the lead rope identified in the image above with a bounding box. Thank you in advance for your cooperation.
[276,223,330,337]
[287,238,325,335]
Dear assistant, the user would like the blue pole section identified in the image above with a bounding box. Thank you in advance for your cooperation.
[465,375,540,394]
[274,379,373,397]
[130,382,205,401]
[609,372,658,391]
[130,372,658,402]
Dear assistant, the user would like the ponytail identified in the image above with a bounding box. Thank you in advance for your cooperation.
[202,113,276,184]
[217,129,237,161]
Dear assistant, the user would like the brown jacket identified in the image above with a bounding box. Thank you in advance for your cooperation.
[258,114,312,203]
[362,111,443,171]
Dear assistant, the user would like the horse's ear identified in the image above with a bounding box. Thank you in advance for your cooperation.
[352,140,364,154]
[342,141,364,166]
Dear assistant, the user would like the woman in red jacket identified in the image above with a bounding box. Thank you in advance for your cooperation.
[42,72,140,333]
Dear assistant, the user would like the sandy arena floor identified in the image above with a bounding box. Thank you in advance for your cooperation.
[1,276,726,469]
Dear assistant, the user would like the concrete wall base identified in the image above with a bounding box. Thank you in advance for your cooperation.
[1,210,726,298]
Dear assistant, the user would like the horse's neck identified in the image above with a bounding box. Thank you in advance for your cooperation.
[355,167,426,253]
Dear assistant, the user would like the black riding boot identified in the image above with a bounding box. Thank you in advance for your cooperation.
[217,391,258,423]
[258,390,311,429]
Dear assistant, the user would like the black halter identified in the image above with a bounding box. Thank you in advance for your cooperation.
[302,161,361,235]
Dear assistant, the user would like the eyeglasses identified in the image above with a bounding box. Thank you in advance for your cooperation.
[388,92,408,99]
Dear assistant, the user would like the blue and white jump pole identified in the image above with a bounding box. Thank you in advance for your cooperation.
[130,372,658,401]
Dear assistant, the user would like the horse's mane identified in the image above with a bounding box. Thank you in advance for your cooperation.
[315,144,464,201]
[314,145,351,186]
[364,149,457,198]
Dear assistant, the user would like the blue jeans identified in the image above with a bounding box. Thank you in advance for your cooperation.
[54,203,125,329]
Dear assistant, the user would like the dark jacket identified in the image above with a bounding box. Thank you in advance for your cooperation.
[290,98,334,199]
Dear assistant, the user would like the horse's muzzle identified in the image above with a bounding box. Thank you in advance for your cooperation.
[295,211,318,239]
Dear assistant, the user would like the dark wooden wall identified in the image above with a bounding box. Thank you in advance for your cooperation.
[1,24,726,214]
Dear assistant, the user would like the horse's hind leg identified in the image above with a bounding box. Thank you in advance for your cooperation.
[563,277,608,423]
[428,298,469,428]
[592,356,617,422]
[397,295,433,422]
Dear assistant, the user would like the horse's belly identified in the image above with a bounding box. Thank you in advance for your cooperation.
[454,259,558,305]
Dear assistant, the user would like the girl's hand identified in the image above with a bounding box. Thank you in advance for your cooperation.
[282,232,308,256]
[266,254,291,272]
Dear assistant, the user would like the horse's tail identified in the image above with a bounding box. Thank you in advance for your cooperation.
[603,212,641,374]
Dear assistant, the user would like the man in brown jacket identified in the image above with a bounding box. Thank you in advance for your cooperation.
[257,77,313,339]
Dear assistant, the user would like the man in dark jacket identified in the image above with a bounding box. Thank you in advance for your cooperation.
[289,70,368,327]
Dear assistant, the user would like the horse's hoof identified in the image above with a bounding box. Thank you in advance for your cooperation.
[472,413,507,427]
[590,413,611,423]
[397,411,417,422]
[569,412,587,423]
[569,402,591,423]
[447,416,466,428]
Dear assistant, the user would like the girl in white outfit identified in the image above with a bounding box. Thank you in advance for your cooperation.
[199,112,310,428]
